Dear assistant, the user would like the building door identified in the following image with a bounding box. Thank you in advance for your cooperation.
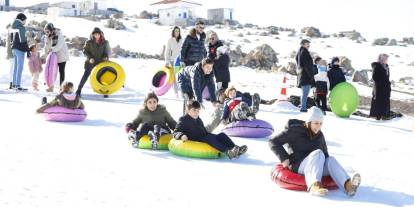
[230,11,233,20]
[94,2,98,10]
[183,12,187,19]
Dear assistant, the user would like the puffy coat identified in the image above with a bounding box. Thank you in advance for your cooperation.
[129,104,177,132]
[44,29,69,63]
[181,28,206,65]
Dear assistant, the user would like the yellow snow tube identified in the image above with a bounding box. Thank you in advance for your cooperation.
[138,134,173,150]
[90,61,125,95]
[168,139,224,159]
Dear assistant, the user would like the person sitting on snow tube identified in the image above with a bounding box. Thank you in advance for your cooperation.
[125,92,177,150]
[221,86,260,124]
[36,81,85,113]
[177,58,217,107]
[173,101,247,159]
[268,106,361,197]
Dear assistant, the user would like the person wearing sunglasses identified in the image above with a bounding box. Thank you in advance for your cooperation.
[180,20,207,66]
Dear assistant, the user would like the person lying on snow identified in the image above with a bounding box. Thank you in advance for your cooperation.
[221,86,260,124]
[173,100,247,159]
[125,92,177,149]
[268,106,361,197]
[36,82,84,113]
[217,88,277,106]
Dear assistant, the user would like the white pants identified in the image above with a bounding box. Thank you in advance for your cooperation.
[9,58,14,83]
[298,149,350,193]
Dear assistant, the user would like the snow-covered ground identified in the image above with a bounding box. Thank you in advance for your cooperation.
[1,11,414,207]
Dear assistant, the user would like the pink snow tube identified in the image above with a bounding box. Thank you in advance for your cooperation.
[152,67,174,96]
[42,106,87,122]
[222,119,274,138]
[202,87,210,99]
[44,52,58,88]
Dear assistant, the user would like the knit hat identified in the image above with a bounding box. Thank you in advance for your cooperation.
[331,57,340,65]
[307,106,324,123]
[300,39,310,45]
[16,13,27,21]
[92,27,103,34]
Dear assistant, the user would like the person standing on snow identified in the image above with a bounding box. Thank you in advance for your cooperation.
[296,39,315,112]
[180,20,207,66]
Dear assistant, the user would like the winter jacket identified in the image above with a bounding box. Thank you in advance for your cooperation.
[44,29,69,63]
[83,31,110,68]
[327,64,346,90]
[173,114,209,140]
[208,41,230,83]
[295,46,315,88]
[222,95,251,120]
[36,93,84,113]
[269,119,329,173]
[129,104,177,132]
[177,62,217,103]
[10,19,29,52]
[6,29,13,59]
[181,28,206,65]
[369,62,391,117]
[314,65,329,95]
[28,52,43,74]
[165,37,184,64]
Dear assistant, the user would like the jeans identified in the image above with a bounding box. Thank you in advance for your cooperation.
[12,49,25,87]
[300,85,311,111]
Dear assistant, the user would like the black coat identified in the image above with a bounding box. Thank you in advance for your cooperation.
[268,119,329,173]
[208,41,230,83]
[173,114,209,140]
[327,65,346,90]
[295,47,315,88]
[177,62,217,103]
[181,29,207,65]
[370,62,391,117]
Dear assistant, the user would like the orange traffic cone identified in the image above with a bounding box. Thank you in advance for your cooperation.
[278,73,288,101]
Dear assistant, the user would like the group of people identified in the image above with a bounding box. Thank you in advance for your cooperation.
[296,39,392,119]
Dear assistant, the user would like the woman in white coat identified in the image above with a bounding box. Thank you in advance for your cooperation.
[164,26,184,97]
[43,23,69,92]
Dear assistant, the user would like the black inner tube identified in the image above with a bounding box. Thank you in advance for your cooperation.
[97,66,118,85]
[152,71,167,87]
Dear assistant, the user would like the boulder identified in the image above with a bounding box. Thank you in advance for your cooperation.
[105,18,126,30]
[352,70,370,85]
[373,38,389,46]
[229,45,246,67]
[301,27,321,38]
[339,56,355,76]
[277,62,297,75]
[241,44,278,70]
[387,39,397,46]
[267,26,279,35]
[338,30,364,41]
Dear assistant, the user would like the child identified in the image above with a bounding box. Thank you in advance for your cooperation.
[327,57,346,91]
[221,86,260,124]
[125,92,177,149]
[313,57,329,114]
[36,82,85,113]
[28,43,43,91]
[173,101,247,159]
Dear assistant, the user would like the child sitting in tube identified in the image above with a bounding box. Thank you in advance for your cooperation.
[221,86,260,124]
[36,82,84,113]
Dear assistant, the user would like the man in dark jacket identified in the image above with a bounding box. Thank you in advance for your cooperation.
[180,21,207,66]
[76,27,110,96]
[177,58,217,104]
[10,13,29,91]
[327,57,346,91]
[296,39,315,112]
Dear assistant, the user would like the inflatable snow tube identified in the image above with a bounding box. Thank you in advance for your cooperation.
[151,67,174,96]
[168,139,224,159]
[137,134,173,150]
[44,52,58,88]
[42,106,87,122]
[271,164,338,191]
[329,82,359,118]
[202,87,210,100]
[90,61,125,95]
[222,119,274,138]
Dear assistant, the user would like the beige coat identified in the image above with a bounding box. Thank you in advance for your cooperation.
[165,37,183,64]
[44,29,69,63]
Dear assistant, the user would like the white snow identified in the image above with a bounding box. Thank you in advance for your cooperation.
[1,10,414,207]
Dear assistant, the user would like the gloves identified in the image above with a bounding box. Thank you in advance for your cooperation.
[125,123,133,133]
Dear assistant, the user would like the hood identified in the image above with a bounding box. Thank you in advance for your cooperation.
[62,93,77,101]
[12,19,23,29]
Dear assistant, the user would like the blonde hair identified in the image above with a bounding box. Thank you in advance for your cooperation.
[224,86,237,98]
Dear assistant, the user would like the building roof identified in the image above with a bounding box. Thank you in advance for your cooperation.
[150,0,201,6]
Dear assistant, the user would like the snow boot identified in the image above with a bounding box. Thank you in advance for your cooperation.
[309,181,328,196]
[9,82,12,89]
[237,145,248,157]
[128,130,139,148]
[226,146,239,159]
[148,131,159,150]
[251,93,261,113]
[345,173,361,197]
[260,98,277,105]
[41,97,47,105]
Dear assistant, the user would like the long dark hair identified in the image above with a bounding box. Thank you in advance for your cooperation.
[171,26,181,42]
[143,92,159,109]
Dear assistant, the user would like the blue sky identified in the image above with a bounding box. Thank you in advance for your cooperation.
[8,0,414,39]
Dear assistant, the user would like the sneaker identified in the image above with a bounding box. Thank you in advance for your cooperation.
[41,97,47,105]
[148,131,159,150]
[300,109,308,113]
[346,173,361,197]
[309,182,328,196]
[9,82,12,89]
[251,93,261,113]
[16,87,28,92]
[237,145,248,156]
[128,130,138,148]
[226,146,239,159]
[103,95,109,98]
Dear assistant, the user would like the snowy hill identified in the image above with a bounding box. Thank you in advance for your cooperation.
[1,11,414,207]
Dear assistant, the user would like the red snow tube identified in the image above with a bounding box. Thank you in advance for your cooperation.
[271,164,338,191]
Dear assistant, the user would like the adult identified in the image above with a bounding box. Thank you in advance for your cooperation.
[10,13,29,91]
[296,39,315,112]
[6,24,14,89]
[269,107,361,197]
[43,23,69,92]
[180,20,206,66]
[207,31,230,90]
[369,54,391,120]
[327,57,346,91]
[165,26,184,97]
[76,27,110,96]
[177,58,217,108]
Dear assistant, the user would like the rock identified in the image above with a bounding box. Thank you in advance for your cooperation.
[408,62,414,66]
[288,95,316,109]
[402,37,414,45]
[352,70,370,85]
[246,31,252,35]
[399,77,414,85]
[267,26,279,35]
[139,10,157,19]
[67,36,88,50]
[229,45,246,67]
[338,56,355,76]
[241,44,278,70]
[338,30,364,41]
[112,12,124,19]
[301,27,321,38]
[69,48,81,57]
[321,34,330,38]
[242,39,251,43]
[133,24,138,28]
[259,32,268,36]
[277,62,297,75]
[289,51,297,59]
[288,31,296,37]
[373,38,389,46]
[105,18,126,30]
[111,45,128,58]
[243,23,256,28]
[237,33,244,37]
[387,39,397,46]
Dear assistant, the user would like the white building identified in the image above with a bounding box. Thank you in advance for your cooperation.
[47,0,116,17]
[0,0,10,11]
[150,0,202,26]
[207,8,234,24]
[48,1,79,16]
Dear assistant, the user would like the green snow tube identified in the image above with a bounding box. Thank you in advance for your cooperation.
[168,139,225,159]
[138,134,173,150]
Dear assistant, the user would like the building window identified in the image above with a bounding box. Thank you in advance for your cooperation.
[72,4,75,8]
[167,13,170,17]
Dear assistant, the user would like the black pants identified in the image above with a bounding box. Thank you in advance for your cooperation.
[76,64,94,95]
[217,82,229,90]
[135,123,169,141]
[191,133,235,152]
[315,94,327,111]
[184,60,197,66]
[58,62,66,85]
